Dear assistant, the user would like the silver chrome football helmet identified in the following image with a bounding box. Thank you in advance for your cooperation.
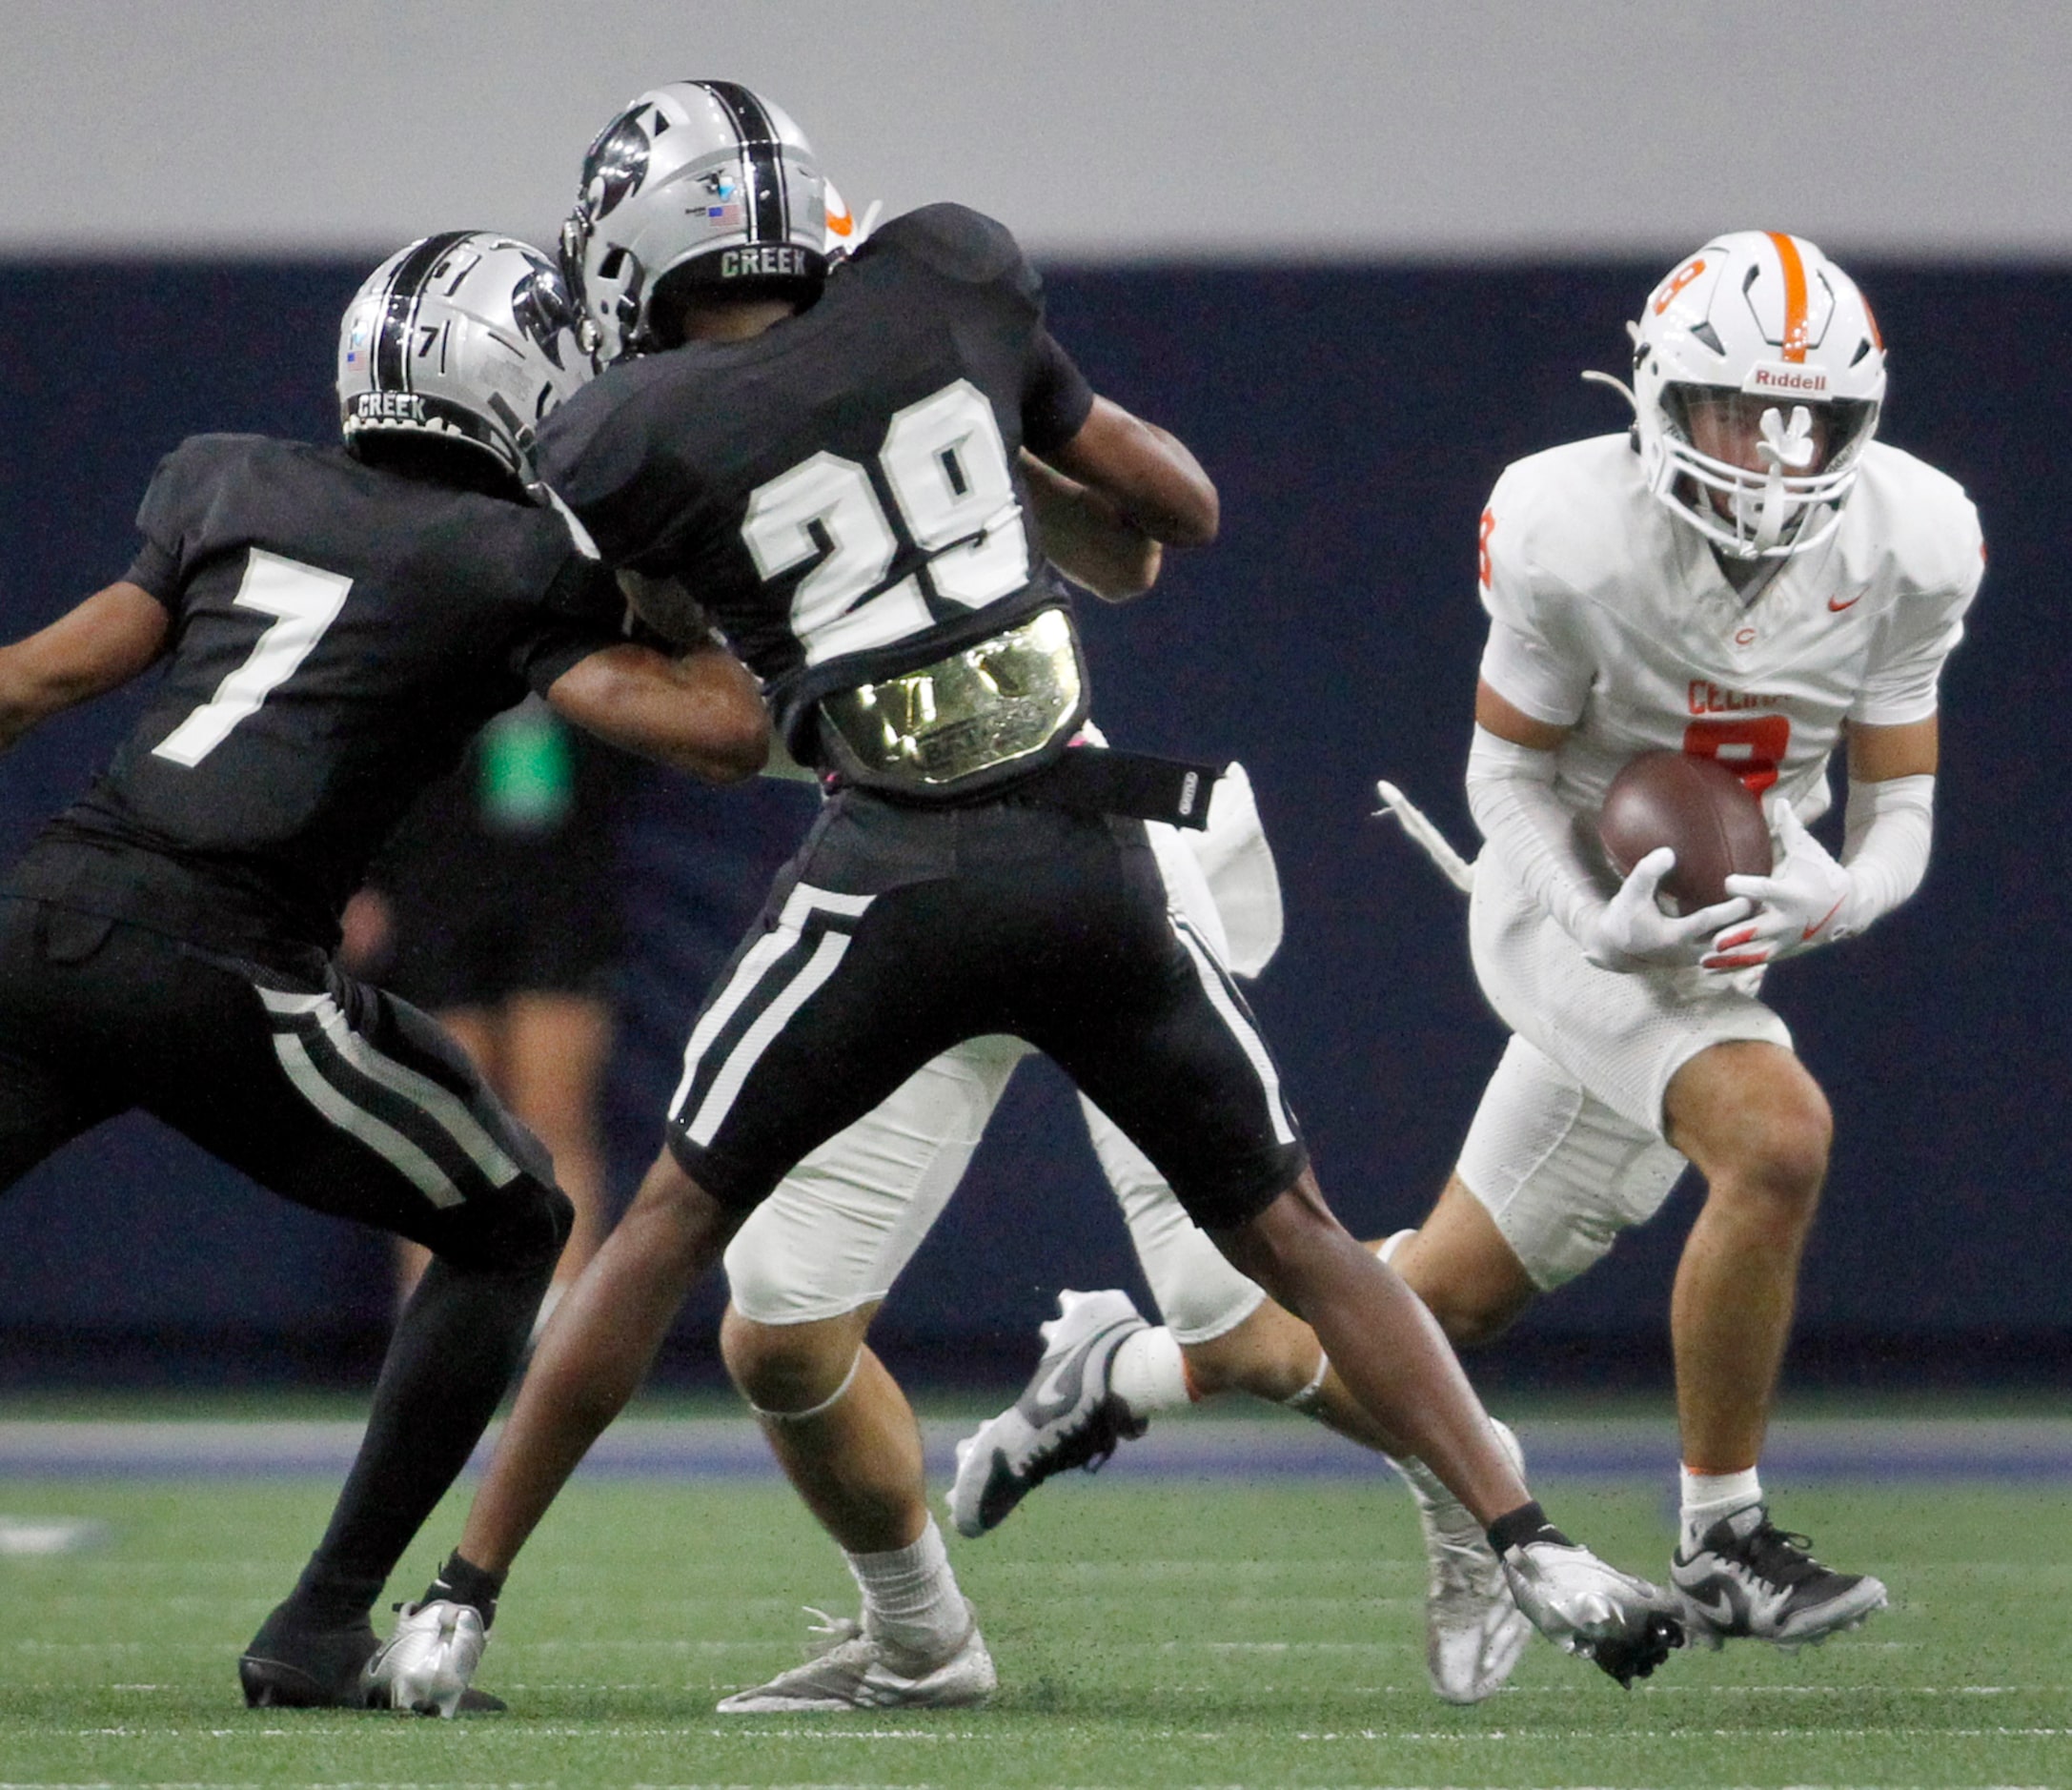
[337,232,592,482]
[560,80,828,364]
[1630,231,1885,559]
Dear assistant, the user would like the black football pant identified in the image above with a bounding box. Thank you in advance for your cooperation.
[667,792,1309,1224]
[0,897,573,1628]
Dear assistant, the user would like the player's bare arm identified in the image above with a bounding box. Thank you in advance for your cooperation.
[1848,715,1938,781]
[0,581,170,749]
[1019,448,1162,600]
[1474,677,1571,751]
[1046,396,1218,547]
[546,640,769,782]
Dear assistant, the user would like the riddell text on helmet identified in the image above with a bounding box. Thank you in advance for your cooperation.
[1744,363,1830,396]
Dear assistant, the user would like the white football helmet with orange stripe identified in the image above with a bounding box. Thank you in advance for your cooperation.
[1630,232,1885,560]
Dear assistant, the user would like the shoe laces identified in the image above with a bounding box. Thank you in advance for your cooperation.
[1733,1519,1829,1589]
[802,1606,865,1658]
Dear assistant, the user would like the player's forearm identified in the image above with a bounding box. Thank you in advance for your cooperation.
[550,643,770,782]
[1020,451,1162,600]
[1049,398,1218,547]
[0,581,170,749]
[1464,725,1604,946]
[1836,773,1933,935]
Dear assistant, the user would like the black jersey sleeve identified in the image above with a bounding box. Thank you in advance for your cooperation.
[873,203,1036,297]
[510,556,631,695]
[122,537,183,608]
[530,359,680,575]
[124,437,221,613]
[1024,330,1095,457]
[880,207,1092,454]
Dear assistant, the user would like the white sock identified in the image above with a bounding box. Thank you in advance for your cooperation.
[1107,1326,1192,1420]
[846,1515,967,1659]
[1679,1466,1762,1550]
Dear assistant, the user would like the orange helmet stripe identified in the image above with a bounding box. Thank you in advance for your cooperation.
[1766,231,1811,363]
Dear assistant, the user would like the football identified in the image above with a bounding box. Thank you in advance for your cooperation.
[1596,749,1773,912]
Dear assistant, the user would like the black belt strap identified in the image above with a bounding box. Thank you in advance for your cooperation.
[1013,746,1225,830]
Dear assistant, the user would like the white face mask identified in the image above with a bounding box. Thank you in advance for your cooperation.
[1726,405,1818,551]
[1656,390,1866,561]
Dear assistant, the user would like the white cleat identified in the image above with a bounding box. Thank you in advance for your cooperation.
[946,1289,1148,1538]
[716,1603,996,1713]
[363,1598,491,1718]
[1409,1418,1534,1703]
[1500,1535,1685,1687]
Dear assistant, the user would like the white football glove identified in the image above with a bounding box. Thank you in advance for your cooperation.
[1705,799,1854,970]
[1582,847,1752,973]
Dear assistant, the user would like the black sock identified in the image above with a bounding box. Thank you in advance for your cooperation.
[1486,1499,1572,1556]
[270,1561,385,1634]
[289,1254,547,1623]
[428,1551,507,1629]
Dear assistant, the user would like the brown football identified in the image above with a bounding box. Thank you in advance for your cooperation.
[1597,749,1773,913]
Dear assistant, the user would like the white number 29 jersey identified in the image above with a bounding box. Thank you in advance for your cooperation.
[1474,434,1984,824]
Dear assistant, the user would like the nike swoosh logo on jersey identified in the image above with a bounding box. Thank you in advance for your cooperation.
[1827,588,1866,612]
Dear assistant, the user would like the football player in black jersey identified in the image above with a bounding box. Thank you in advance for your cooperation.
[376,83,1682,1714]
[0,233,767,1711]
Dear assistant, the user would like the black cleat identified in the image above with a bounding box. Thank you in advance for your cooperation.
[1671,1504,1888,1650]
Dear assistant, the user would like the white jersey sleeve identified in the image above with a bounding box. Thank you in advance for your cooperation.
[1474,460,1597,726]
[1846,459,1985,726]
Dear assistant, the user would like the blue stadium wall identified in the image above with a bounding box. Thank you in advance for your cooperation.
[0,258,2065,1389]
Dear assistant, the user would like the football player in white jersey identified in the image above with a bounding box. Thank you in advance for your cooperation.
[951,231,1983,1695]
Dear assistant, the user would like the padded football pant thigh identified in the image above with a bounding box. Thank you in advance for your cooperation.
[1454,1032,1691,1291]
[129,943,568,1272]
[1027,899,1306,1233]
[674,807,1304,1227]
[723,1034,1031,1323]
[1080,1089,1268,1343]
[0,901,148,1195]
[0,1052,118,1197]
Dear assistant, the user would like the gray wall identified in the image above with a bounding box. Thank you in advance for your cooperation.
[7,1,2072,260]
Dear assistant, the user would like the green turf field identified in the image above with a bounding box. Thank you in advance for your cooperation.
[4,1454,2068,1789]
